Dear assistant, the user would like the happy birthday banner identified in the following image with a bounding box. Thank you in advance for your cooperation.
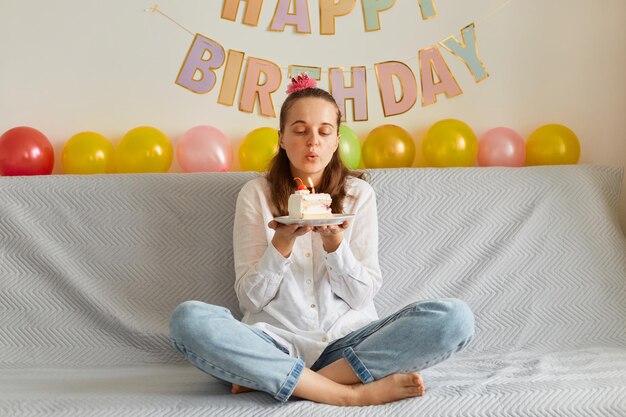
[148,1,510,122]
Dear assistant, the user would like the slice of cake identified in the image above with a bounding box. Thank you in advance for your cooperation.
[288,189,333,219]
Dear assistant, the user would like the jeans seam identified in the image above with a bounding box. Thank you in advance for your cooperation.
[342,347,374,383]
[172,337,261,388]
[171,336,304,400]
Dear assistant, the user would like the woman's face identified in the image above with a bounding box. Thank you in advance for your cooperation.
[279,97,339,186]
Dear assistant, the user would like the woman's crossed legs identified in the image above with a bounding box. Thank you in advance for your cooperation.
[169,298,473,406]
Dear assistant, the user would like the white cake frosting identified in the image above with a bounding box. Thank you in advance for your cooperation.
[288,189,333,219]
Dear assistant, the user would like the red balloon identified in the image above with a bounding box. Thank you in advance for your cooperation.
[0,127,55,176]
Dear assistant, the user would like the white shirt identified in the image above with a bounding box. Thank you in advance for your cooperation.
[232,176,383,366]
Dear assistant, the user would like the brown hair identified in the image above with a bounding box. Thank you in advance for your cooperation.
[266,87,364,216]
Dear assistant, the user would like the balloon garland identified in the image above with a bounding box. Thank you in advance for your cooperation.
[0,121,581,175]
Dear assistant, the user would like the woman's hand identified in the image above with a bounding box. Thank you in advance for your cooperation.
[268,220,312,258]
[313,220,349,253]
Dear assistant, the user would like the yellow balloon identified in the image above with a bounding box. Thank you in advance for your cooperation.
[526,124,580,166]
[362,124,415,168]
[238,127,279,171]
[116,126,173,173]
[62,131,115,174]
[422,119,477,167]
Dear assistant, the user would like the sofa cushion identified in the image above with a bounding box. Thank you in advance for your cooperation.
[1,348,624,416]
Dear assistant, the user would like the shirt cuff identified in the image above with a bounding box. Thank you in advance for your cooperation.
[322,239,359,275]
[256,242,294,277]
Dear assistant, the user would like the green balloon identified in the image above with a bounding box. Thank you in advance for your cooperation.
[338,125,361,169]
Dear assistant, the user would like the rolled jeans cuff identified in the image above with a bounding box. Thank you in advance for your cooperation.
[342,347,374,383]
[275,357,305,402]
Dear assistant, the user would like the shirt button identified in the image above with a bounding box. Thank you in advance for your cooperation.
[306,280,312,284]
[310,304,316,309]
[322,336,328,342]
[305,252,311,257]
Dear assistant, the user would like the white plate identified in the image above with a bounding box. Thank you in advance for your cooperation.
[273,214,354,226]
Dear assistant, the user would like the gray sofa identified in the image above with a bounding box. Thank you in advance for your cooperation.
[1,165,625,416]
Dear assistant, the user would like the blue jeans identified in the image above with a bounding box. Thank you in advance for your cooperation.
[169,298,474,402]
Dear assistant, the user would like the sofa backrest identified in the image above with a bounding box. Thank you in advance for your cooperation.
[1,166,625,366]
[369,166,626,355]
[0,172,254,366]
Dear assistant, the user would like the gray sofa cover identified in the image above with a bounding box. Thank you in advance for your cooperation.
[1,165,625,416]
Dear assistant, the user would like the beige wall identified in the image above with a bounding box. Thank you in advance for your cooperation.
[1,0,625,232]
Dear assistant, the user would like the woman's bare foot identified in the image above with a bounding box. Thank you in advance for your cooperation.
[231,384,254,394]
[292,368,424,406]
[349,373,425,406]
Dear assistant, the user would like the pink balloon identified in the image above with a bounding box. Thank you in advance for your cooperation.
[176,126,232,172]
[477,127,526,167]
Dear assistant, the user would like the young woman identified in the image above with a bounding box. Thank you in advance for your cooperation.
[169,74,474,406]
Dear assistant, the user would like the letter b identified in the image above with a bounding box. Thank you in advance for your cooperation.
[176,34,226,94]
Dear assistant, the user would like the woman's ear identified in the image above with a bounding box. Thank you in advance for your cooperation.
[278,132,285,149]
